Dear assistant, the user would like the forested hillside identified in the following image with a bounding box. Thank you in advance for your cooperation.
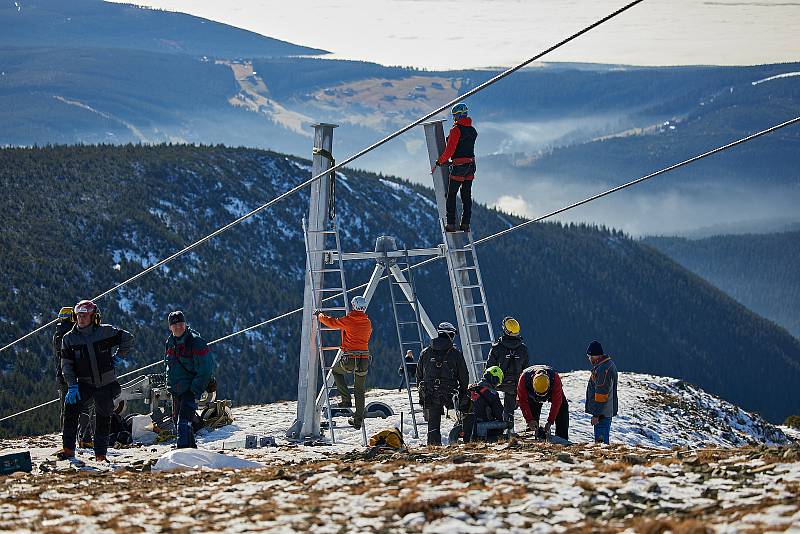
[644,232,800,338]
[1,144,799,438]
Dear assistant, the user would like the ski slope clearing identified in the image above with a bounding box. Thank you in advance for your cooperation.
[0,372,797,531]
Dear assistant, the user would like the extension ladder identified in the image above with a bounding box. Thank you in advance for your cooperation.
[302,217,367,445]
[440,224,495,382]
[385,248,425,439]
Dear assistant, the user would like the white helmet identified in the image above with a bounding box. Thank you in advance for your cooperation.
[351,296,368,311]
[437,322,457,337]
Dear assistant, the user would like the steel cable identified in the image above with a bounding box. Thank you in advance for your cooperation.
[0,0,646,355]
[5,114,796,424]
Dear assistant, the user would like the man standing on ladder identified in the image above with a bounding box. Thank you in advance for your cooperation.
[432,102,477,232]
[315,296,372,430]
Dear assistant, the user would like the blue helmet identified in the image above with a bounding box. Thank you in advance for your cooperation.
[451,102,469,119]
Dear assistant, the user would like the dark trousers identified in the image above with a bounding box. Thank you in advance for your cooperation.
[446,178,473,225]
[425,403,444,446]
[501,391,517,428]
[62,382,116,456]
[531,399,570,440]
[173,392,198,449]
[332,354,370,425]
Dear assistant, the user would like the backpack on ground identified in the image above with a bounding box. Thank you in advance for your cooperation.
[368,427,404,450]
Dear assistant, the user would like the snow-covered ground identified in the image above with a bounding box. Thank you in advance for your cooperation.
[1,371,798,532]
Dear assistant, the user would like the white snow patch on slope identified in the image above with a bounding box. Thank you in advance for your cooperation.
[223,197,255,223]
[379,178,413,196]
[752,71,800,85]
[153,449,264,471]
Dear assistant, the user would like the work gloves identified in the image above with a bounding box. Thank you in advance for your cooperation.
[313,309,322,317]
[65,384,81,405]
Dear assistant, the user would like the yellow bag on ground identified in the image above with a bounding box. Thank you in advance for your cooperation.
[369,427,404,450]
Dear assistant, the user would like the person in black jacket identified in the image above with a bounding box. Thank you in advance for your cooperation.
[58,300,133,462]
[433,102,478,232]
[52,306,95,444]
[485,316,529,430]
[463,366,506,443]
[416,322,469,446]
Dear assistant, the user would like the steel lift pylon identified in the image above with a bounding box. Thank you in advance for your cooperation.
[289,119,497,442]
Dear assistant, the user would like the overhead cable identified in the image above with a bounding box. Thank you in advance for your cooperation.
[5,114,795,424]
[0,0,646,355]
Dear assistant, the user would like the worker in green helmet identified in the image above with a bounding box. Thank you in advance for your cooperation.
[463,365,507,442]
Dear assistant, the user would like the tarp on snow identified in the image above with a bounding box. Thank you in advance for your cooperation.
[153,449,263,472]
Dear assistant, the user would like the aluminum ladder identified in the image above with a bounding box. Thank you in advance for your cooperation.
[302,217,367,445]
[385,248,425,439]
[441,224,495,382]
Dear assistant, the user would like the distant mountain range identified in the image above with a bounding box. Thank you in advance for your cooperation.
[1,144,799,440]
[1,0,797,235]
[644,232,800,339]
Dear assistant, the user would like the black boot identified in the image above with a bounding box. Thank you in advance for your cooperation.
[460,223,470,232]
[445,224,459,232]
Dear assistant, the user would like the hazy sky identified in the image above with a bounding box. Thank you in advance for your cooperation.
[107,0,800,69]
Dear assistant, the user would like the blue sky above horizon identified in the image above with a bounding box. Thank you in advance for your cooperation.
[106,0,800,69]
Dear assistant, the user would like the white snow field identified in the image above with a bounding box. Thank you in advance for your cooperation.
[1,371,798,532]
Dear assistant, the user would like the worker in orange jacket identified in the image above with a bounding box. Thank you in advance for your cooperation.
[315,295,372,429]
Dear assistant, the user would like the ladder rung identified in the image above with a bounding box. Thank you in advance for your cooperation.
[320,307,347,311]
[320,346,341,351]
[401,341,422,345]
[311,268,342,273]
[448,247,474,253]
[468,340,493,345]
[393,300,417,306]
[462,303,486,309]
[465,321,489,327]
[318,287,345,292]
[397,321,419,325]
[320,327,341,332]
[306,229,337,234]
[457,284,482,290]
[453,266,477,272]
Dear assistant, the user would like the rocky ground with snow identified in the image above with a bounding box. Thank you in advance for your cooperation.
[1,371,799,532]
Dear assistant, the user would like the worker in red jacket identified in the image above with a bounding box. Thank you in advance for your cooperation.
[433,102,477,233]
[517,365,570,440]
[315,295,372,429]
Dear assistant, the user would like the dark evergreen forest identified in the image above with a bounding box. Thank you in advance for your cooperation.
[1,144,799,438]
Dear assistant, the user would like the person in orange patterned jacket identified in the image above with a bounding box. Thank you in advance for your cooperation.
[315,295,372,429]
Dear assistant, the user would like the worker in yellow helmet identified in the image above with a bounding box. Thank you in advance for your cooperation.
[517,364,570,440]
[485,316,529,431]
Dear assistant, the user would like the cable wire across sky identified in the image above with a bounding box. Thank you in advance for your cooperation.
[0,0,647,356]
[4,113,797,424]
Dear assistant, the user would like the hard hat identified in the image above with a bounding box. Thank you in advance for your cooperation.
[351,296,368,311]
[58,306,74,321]
[484,365,504,386]
[502,316,520,336]
[451,102,469,119]
[437,321,457,336]
[74,300,98,315]
[73,299,101,325]
[533,371,550,395]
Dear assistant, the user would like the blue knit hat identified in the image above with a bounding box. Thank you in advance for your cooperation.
[587,340,604,356]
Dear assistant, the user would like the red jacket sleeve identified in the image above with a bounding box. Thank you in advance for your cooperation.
[547,372,564,424]
[437,125,461,164]
[517,372,534,424]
